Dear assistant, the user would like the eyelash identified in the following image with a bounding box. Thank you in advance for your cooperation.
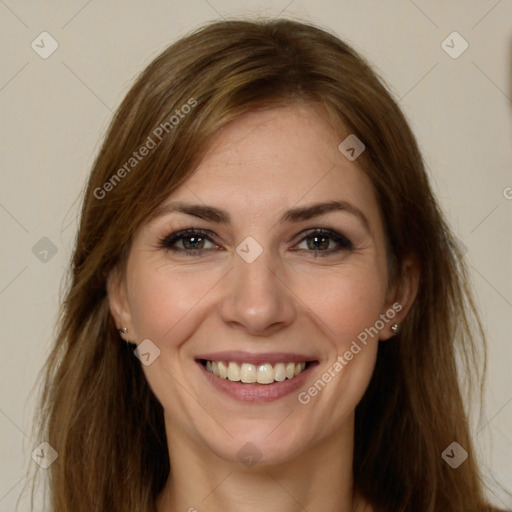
[159,228,354,257]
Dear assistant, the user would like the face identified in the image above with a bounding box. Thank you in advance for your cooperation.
[109,103,411,466]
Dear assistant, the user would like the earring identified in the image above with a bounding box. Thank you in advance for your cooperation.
[118,327,136,347]
[391,323,401,336]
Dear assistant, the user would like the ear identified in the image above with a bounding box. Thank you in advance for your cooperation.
[379,256,420,341]
[106,266,135,343]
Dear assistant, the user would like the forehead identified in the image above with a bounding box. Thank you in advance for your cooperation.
[200,104,338,172]
[144,103,385,243]
[170,103,381,225]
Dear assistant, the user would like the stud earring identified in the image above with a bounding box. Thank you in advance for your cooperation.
[118,327,136,348]
[390,323,401,336]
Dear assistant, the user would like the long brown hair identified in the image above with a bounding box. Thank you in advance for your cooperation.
[32,18,497,511]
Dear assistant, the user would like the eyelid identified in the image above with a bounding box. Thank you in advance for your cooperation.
[159,228,222,251]
[291,228,354,252]
[159,227,353,255]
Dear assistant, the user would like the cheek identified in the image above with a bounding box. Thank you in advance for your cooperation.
[293,262,388,344]
[293,269,384,422]
[126,259,226,344]
[127,264,187,341]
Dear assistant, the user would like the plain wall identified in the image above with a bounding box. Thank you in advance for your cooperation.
[0,0,511,509]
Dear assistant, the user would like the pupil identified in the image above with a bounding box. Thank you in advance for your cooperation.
[184,236,203,249]
[308,236,329,250]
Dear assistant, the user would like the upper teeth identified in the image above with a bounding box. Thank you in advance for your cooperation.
[205,360,307,384]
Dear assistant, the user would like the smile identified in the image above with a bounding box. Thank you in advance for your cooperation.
[195,351,318,403]
[203,360,308,384]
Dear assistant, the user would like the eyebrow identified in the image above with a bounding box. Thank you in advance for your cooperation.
[152,200,371,233]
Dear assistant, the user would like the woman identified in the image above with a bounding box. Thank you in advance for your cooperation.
[34,18,503,511]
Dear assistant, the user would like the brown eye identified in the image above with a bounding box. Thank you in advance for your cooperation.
[160,229,220,254]
[295,229,353,255]
[181,235,206,250]
[306,235,331,251]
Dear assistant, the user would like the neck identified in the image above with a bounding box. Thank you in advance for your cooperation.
[157,416,366,512]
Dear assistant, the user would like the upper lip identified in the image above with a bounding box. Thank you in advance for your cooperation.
[195,351,316,366]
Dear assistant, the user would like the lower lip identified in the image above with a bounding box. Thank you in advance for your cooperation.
[197,361,316,403]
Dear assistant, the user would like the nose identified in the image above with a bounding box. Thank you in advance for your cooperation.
[217,251,297,336]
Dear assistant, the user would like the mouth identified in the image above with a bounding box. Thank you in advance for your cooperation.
[195,352,318,403]
[200,359,310,384]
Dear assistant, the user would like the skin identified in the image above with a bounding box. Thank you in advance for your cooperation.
[108,103,418,512]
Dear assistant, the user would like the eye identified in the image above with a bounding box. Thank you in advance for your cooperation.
[294,229,353,256]
[159,229,221,255]
[159,228,352,257]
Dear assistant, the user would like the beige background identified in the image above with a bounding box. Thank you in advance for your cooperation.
[0,0,511,510]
